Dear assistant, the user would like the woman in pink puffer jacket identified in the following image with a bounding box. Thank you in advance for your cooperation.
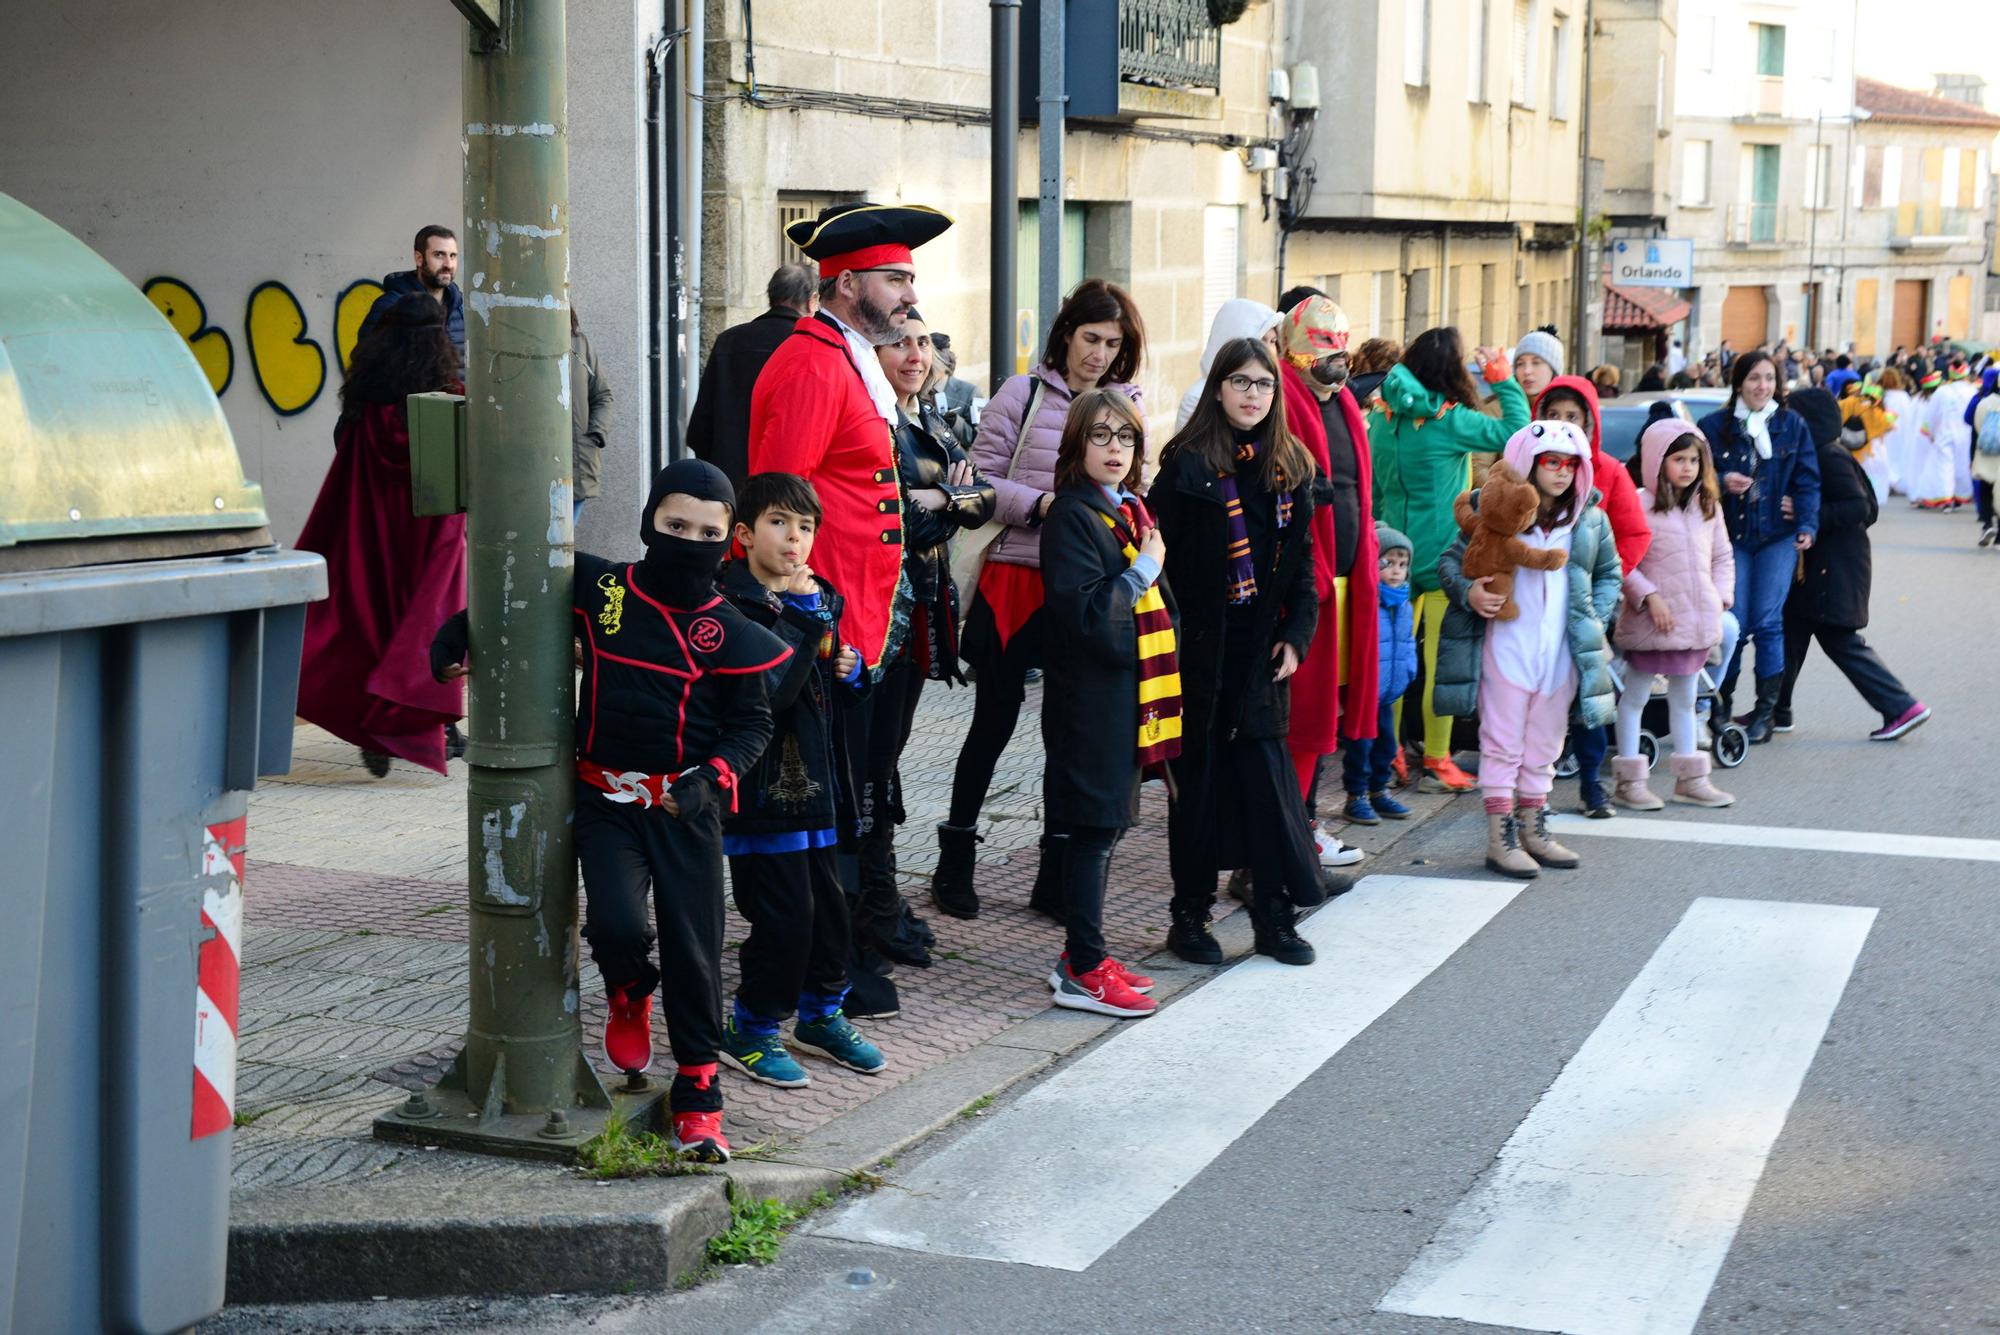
[1611,418,1737,809]
[929,279,1147,920]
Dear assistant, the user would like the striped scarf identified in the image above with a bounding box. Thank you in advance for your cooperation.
[1103,501,1183,778]
[1218,437,1291,604]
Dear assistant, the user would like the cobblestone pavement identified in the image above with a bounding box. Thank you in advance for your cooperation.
[238,680,1440,1193]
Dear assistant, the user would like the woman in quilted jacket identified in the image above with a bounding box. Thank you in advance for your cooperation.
[1609,420,1736,810]
[932,279,1146,920]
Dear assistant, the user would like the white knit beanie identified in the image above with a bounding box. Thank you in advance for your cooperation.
[1515,328,1566,378]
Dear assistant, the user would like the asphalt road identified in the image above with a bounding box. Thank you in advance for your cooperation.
[223,502,2000,1335]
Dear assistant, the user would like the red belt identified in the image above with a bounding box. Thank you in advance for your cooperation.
[578,757,737,812]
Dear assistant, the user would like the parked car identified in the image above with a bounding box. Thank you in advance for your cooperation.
[1598,389,1728,463]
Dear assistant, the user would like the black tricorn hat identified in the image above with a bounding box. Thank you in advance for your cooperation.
[786,201,953,277]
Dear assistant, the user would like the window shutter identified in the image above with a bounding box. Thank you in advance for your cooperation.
[1201,206,1239,337]
[1512,0,1533,105]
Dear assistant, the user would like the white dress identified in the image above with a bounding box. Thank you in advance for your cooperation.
[1911,389,1964,504]
[1882,389,1918,494]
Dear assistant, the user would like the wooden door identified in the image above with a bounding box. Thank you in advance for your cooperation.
[1891,279,1927,350]
[1852,278,1879,357]
[1721,285,1769,350]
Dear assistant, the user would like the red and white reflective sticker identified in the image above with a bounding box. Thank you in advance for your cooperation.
[192,816,245,1140]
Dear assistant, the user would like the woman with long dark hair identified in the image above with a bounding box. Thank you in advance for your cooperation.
[1366,326,1531,791]
[932,279,1145,920]
[1696,349,1820,743]
[295,294,467,776]
[1153,337,1325,967]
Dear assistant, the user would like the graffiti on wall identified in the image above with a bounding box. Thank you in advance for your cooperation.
[144,273,389,415]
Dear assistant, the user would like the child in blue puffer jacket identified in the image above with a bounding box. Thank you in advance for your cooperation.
[1342,524,1419,823]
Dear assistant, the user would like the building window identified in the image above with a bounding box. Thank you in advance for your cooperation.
[1511,0,1536,107]
[1201,206,1240,338]
[1882,145,1902,209]
[1754,23,1786,78]
[1467,0,1489,104]
[778,192,859,266]
[1805,144,1831,209]
[1405,0,1431,88]
[1550,12,1571,121]
[1682,139,1712,206]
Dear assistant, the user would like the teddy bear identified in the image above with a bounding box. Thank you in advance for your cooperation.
[1454,459,1568,620]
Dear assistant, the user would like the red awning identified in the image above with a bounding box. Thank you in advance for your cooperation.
[1602,283,1691,331]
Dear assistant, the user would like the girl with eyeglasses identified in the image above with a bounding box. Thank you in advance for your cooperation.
[1433,421,1623,880]
[1151,337,1327,967]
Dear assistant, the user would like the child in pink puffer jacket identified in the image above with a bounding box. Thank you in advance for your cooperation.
[1611,420,1737,808]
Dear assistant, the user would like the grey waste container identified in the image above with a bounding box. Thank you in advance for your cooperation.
[0,191,327,1334]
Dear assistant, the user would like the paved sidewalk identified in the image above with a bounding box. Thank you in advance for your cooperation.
[236,680,1450,1194]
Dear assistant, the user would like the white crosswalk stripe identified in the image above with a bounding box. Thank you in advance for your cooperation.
[1547,811,2000,863]
[1377,896,1876,1335]
[811,875,1524,1271]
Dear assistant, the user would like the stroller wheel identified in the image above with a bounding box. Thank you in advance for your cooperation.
[1715,724,1751,769]
[1636,733,1660,770]
[1554,745,1580,779]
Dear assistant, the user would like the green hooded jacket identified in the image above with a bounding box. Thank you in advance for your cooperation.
[1365,365,1530,593]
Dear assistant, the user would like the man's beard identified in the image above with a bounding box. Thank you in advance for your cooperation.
[420,266,452,291]
[854,290,907,346]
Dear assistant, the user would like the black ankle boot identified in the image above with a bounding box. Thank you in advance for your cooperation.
[1026,833,1069,922]
[1167,908,1223,965]
[1251,900,1316,966]
[445,722,467,761]
[1744,674,1784,744]
[930,823,982,919]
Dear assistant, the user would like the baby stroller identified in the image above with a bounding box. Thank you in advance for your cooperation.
[1555,659,1749,776]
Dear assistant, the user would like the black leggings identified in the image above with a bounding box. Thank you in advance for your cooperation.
[946,596,1047,828]
[1052,823,1121,975]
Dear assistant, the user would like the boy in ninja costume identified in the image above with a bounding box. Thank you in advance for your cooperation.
[433,458,790,1160]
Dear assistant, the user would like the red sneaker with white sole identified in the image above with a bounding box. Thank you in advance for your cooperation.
[670,1109,731,1162]
[603,986,654,1073]
[1047,953,1155,994]
[1051,958,1157,1018]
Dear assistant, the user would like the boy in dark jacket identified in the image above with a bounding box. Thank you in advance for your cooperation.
[717,474,886,1088]
[1342,524,1418,824]
[431,459,788,1163]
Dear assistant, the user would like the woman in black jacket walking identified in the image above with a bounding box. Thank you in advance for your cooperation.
[1774,390,1931,741]
[1153,338,1325,967]
[1040,389,1178,1017]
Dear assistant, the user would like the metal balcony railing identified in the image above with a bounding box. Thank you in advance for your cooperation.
[1118,0,1222,91]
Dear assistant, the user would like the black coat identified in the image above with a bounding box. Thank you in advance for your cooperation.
[717,560,865,839]
[1039,484,1177,830]
[688,309,801,488]
[1788,440,1876,630]
[1150,442,1318,744]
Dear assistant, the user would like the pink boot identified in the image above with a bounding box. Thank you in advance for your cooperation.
[1669,753,1734,807]
[1610,755,1663,811]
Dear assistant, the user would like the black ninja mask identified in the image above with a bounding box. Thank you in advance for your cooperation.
[637,458,735,606]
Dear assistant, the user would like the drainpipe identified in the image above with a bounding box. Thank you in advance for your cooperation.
[1572,0,1596,365]
[991,0,1020,391]
[685,0,704,403]
[1037,0,1064,350]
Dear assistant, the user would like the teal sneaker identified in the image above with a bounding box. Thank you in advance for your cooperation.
[791,1012,886,1075]
[719,1023,809,1088]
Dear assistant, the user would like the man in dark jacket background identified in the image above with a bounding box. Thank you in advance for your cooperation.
[687,262,817,486]
[1775,389,1930,741]
[359,225,465,362]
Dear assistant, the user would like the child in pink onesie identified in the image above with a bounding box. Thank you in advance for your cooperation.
[1434,420,1623,879]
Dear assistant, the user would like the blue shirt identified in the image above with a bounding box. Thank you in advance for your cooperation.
[1099,484,1161,603]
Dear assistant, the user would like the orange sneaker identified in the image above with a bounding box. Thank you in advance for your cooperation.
[1420,755,1477,792]
[1391,747,1413,788]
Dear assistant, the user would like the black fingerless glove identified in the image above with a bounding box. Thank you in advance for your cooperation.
[667,766,717,821]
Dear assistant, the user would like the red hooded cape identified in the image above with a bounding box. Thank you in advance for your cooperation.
[747,317,904,667]
[1536,375,1651,575]
[294,401,466,773]
[1282,363,1381,751]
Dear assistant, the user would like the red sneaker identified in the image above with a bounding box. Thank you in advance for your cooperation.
[1051,958,1156,1018]
[602,986,654,1074]
[1047,953,1154,994]
[670,1109,731,1163]
[1391,748,1413,788]
[1420,755,1477,792]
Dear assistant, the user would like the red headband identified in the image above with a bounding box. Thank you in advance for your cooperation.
[817,243,914,278]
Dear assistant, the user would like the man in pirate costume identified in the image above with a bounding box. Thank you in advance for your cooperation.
[431,458,789,1162]
[748,202,956,975]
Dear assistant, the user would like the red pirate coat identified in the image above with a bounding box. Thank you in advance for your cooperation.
[1281,364,1381,751]
[748,316,905,668]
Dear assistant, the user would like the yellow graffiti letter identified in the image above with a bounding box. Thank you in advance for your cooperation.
[143,277,234,397]
[245,280,325,416]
